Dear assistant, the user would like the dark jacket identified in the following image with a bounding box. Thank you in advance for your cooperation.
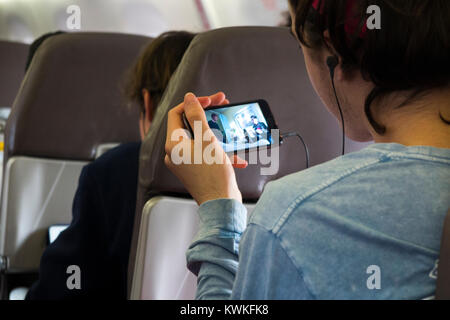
[26,142,141,299]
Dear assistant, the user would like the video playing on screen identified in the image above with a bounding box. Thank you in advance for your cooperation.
[205,102,272,152]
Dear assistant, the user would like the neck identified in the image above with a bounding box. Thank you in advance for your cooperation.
[371,88,450,148]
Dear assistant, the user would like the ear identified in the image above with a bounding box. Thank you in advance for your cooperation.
[142,89,153,123]
[322,30,346,81]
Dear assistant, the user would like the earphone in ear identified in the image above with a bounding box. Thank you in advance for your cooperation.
[326,55,346,156]
[326,55,339,78]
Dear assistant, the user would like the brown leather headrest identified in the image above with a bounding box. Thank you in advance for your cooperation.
[137,26,370,204]
[0,41,29,107]
[5,32,152,162]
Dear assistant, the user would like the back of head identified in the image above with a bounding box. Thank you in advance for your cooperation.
[289,0,450,133]
[125,31,196,117]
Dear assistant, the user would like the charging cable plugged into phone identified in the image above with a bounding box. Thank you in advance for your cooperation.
[181,99,310,169]
[280,132,310,168]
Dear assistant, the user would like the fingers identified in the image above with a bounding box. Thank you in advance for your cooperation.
[164,154,174,169]
[166,91,230,154]
[190,92,227,110]
[231,154,248,169]
[198,97,211,107]
[208,92,226,107]
[166,100,186,146]
[198,93,227,109]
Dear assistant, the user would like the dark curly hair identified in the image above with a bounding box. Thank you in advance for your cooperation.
[289,0,450,134]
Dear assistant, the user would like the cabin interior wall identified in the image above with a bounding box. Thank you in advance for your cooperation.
[0,0,288,44]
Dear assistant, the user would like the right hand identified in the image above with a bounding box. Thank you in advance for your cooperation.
[164,92,247,205]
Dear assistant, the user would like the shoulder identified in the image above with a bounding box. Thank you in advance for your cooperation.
[93,142,141,166]
[248,144,392,232]
[82,142,141,183]
[245,144,450,299]
[249,143,450,233]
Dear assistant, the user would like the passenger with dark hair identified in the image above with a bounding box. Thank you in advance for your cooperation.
[164,0,450,299]
[208,113,226,142]
[26,31,196,299]
[250,115,268,140]
[208,113,221,132]
[125,31,196,139]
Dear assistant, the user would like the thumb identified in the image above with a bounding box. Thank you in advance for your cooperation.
[184,93,210,137]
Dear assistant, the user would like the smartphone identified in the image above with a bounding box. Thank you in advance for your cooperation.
[182,99,279,153]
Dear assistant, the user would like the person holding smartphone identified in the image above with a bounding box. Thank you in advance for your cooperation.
[164,0,450,299]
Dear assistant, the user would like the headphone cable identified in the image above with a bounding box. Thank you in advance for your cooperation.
[279,56,345,170]
[327,56,346,156]
[280,131,310,169]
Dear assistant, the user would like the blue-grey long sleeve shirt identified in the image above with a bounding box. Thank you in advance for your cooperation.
[187,143,450,300]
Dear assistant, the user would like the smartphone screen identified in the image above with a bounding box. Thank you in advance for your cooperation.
[202,99,278,152]
[47,224,69,244]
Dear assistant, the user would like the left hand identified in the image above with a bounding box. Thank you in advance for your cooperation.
[164,92,248,205]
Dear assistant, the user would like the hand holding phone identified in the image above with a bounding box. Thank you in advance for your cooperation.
[182,99,279,153]
[165,92,245,205]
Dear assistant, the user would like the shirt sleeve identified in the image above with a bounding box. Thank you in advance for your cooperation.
[186,199,246,300]
[186,199,315,300]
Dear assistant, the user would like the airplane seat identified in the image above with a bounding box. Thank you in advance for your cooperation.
[0,32,152,298]
[0,41,29,186]
[129,26,370,300]
[436,209,450,300]
[0,40,29,110]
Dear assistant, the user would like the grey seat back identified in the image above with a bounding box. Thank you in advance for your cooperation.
[436,209,450,300]
[0,41,29,109]
[129,26,370,298]
[0,32,151,273]
[130,197,254,300]
[0,40,29,197]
